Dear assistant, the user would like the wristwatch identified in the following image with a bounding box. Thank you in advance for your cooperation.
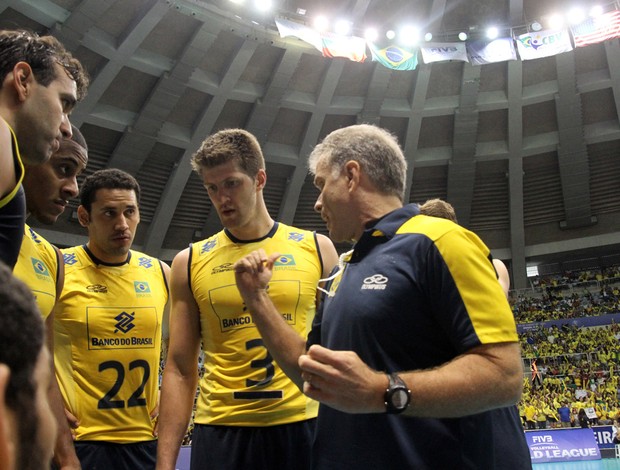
[384,372,411,414]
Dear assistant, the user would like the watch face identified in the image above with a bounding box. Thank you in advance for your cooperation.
[392,389,409,409]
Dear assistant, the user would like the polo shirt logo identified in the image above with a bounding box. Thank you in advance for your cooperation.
[361,274,388,290]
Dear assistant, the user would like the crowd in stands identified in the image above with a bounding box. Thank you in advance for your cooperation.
[511,266,620,324]
[514,265,620,430]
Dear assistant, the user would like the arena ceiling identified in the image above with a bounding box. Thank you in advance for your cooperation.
[2,0,620,288]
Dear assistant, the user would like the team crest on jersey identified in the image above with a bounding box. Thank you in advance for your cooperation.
[134,281,151,297]
[274,254,296,268]
[87,284,108,293]
[63,252,79,266]
[138,257,153,269]
[288,232,305,242]
[30,257,50,280]
[201,239,217,254]
[88,306,157,350]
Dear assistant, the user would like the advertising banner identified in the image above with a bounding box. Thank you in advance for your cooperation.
[592,425,617,449]
[526,428,601,463]
[176,446,191,470]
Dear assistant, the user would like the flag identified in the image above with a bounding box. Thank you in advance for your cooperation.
[467,37,517,65]
[275,18,322,51]
[571,10,620,47]
[516,28,573,60]
[420,42,469,64]
[367,42,418,70]
[321,33,367,62]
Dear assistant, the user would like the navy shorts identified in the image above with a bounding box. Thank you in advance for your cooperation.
[73,440,157,470]
[191,419,315,470]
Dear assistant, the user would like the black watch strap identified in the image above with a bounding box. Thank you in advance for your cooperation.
[384,372,411,414]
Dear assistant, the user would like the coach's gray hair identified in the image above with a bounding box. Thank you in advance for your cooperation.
[308,124,407,200]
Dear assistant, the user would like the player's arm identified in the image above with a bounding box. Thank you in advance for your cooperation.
[47,247,81,469]
[156,249,201,470]
[296,341,523,416]
[492,258,510,298]
[316,232,339,285]
[0,119,16,198]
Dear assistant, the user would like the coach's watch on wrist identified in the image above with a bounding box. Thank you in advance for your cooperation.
[384,372,411,414]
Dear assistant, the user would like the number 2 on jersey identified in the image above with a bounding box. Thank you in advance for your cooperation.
[98,359,150,409]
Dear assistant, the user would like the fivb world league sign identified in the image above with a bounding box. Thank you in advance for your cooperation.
[526,428,601,463]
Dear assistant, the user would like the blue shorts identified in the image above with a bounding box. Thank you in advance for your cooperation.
[191,419,315,470]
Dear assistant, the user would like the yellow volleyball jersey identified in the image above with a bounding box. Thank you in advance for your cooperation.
[54,245,169,442]
[0,122,24,209]
[14,225,59,319]
[191,222,321,426]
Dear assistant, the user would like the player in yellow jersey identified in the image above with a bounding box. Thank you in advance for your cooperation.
[157,129,338,470]
[0,29,88,268]
[14,125,88,470]
[53,169,170,470]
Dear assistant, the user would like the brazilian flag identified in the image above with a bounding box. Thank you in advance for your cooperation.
[367,42,418,71]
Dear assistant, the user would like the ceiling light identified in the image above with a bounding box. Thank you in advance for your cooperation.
[458,32,468,41]
[530,21,542,31]
[386,30,396,40]
[364,27,378,42]
[424,32,433,42]
[296,8,306,15]
[314,15,329,32]
[254,0,271,11]
[567,7,585,25]
[399,25,419,46]
[486,26,499,39]
[548,13,564,30]
[590,5,603,18]
[334,19,351,36]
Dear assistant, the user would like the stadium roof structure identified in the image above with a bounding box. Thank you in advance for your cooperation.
[3,0,620,288]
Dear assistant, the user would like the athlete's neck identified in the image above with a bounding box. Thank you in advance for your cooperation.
[226,210,274,241]
[85,242,130,265]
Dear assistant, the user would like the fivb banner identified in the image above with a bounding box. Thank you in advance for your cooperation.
[526,428,601,463]
[420,42,469,64]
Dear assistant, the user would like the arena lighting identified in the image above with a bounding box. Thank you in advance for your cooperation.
[364,27,378,42]
[228,0,244,4]
[486,26,499,39]
[548,13,565,30]
[399,25,420,46]
[590,5,604,17]
[314,15,328,32]
[424,32,433,41]
[458,31,468,41]
[296,7,306,15]
[530,21,542,31]
[334,19,351,36]
[254,0,271,11]
[386,29,396,40]
[567,7,586,25]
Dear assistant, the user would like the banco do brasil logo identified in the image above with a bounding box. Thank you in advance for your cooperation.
[114,311,136,334]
